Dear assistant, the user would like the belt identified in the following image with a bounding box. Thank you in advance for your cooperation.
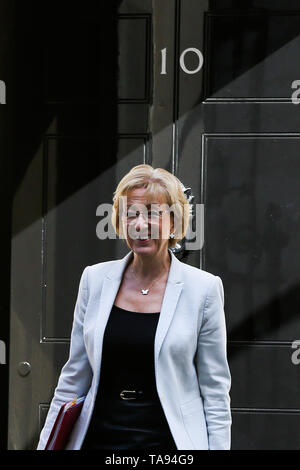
[101,386,158,401]
[119,389,163,402]
[120,389,146,400]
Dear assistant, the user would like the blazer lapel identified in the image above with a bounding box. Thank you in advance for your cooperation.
[93,248,184,386]
[154,251,184,364]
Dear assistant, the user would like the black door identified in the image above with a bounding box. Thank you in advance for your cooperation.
[7,0,300,450]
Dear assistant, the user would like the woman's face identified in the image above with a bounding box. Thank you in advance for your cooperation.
[121,187,174,257]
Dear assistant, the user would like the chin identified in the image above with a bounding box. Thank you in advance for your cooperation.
[133,243,169,256]
[129,240,153,251]
[133,244,155,253]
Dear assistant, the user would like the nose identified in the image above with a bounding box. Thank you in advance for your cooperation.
[134,212,148,231]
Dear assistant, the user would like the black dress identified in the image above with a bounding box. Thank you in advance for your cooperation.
[81,304,177,451]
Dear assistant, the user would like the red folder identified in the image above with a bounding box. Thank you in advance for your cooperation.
[45,396,86,450]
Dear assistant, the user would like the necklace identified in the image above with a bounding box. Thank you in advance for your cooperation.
[129,266,168,295]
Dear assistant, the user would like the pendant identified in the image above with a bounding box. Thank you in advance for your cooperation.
[141,289,149,295]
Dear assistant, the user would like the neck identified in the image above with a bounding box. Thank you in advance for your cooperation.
[129,249,171,281]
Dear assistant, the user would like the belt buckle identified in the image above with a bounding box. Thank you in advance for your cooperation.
[120,390,137,400]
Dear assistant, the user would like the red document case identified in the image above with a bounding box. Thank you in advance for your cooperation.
[45,396,86,450]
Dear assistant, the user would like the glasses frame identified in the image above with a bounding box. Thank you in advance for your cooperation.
[123,209,170,224]
[122,206,171,225]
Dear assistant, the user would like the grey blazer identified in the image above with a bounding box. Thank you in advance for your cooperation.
[37,248,231,450]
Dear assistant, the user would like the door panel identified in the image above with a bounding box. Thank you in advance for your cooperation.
[202,2,300,449]
[152,0,300,449]
[8,0,153,450]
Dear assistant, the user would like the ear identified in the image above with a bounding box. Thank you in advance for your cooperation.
[170,213,175,234]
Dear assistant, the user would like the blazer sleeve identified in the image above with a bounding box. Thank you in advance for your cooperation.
[195,275,232,450]
[36,266,93,450]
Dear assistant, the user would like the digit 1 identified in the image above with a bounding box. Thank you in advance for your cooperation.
[161,47,167,75]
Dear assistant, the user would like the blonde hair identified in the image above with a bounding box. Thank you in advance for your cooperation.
[111,164,191,249]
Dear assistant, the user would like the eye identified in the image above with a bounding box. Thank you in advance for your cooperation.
[126,211,137,218]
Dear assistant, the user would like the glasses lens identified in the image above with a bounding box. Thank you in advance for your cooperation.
[148,210,160,220]
[124,207,168,223]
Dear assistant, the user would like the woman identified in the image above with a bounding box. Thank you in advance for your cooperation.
[37,164,231,450]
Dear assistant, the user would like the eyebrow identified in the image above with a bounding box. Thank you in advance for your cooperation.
[126,203,156,208]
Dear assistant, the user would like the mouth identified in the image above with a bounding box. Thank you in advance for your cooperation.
[137,236,151,243]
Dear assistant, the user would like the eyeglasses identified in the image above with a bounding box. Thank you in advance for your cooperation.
[123,209,170,223]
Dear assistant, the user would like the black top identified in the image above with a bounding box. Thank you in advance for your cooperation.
[81,304,177,450]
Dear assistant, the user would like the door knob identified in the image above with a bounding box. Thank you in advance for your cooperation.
[17,361,31,376]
